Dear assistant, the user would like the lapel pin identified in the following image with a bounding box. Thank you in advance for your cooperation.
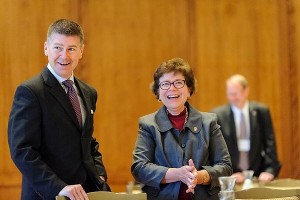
[91,109,94,114]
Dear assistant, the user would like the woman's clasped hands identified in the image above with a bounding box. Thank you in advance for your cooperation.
[177,159,198,194]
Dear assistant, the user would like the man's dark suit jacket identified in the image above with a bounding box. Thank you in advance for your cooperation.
[212,102,281,177]
[8,67,110,199]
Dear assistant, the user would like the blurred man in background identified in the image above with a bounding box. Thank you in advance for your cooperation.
[212,74,281,184]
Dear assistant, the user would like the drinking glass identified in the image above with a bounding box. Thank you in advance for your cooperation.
[218,190,235,200]
[242,170,254,190]
[218,176,236,191]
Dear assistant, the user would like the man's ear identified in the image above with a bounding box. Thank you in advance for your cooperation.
[79,44,84,59]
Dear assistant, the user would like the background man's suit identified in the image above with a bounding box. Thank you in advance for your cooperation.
[8,67,110,199]
[212,101,281,177]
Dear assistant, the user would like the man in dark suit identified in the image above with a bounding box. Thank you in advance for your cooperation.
[212,74,281,184]
[8,19,110,200]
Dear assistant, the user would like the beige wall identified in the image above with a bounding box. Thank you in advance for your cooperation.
[1,0,300,198]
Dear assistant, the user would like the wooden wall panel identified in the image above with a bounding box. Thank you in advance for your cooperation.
[80,0,190,191]
[287,0,300,179]
[189,0,292,178]
[0,0,81,199]
[1,0,300,199]
[0,1,45,199]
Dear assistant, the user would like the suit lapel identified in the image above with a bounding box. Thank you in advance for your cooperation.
[41,68,81,131]
[249,103,258,132]
[74,78,92,133]
[227,105,239,150]
[249,102,258,167]
[222,105,240,170]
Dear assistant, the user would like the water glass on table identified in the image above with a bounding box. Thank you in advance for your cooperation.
[242,170,254,190]
[218,176,236,200]
[218,190,235,200]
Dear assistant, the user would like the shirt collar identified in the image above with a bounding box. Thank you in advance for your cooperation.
[231,101,249,115]
[47,63,75,84]
[155,102,202,133]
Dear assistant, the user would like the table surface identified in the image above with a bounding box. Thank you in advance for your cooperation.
[235,178,300,191]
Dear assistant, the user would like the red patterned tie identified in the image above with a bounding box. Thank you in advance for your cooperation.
[63,80,82,127]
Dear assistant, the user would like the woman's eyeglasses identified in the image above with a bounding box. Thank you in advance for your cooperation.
[159,80,186,90]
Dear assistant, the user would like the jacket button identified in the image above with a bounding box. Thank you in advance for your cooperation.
[181,143,186,148]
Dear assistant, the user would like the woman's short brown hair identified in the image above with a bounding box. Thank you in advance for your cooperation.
[151,58,197,99]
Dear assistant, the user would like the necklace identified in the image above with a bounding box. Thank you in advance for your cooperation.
[166,106,189,128]
[184,107,188,125]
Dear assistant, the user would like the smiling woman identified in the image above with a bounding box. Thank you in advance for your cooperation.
[131,58,233,200]
[152,59,194,116]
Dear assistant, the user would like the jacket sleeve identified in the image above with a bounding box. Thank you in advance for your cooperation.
[260,107,281,176]
[89,90,108,179]
[8,85,67,199]
[90,137,107,179]
[131,118,168,189]
[202,114,233,190]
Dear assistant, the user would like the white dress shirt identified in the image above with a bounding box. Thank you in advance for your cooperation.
[47,64,86,126]
[231,102,250,152]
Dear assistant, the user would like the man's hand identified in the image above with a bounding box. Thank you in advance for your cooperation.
[231,172,245,184]
[58,184,89,200]
[259,172,274,183]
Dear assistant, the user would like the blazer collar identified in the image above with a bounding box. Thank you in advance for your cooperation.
[74,78,93,130]
[247,102,258,131]
[226,104,233,118]
[226,104,239,148]
[41,67,82,131]
[249,102,258,118]
[223,105,235,129]
[155,102,202,133]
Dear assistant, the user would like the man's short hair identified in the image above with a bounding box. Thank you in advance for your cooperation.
[47,19,84,45]
[226,74,249,89]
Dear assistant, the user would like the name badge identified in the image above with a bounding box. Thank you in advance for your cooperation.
[238,139,250,151]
